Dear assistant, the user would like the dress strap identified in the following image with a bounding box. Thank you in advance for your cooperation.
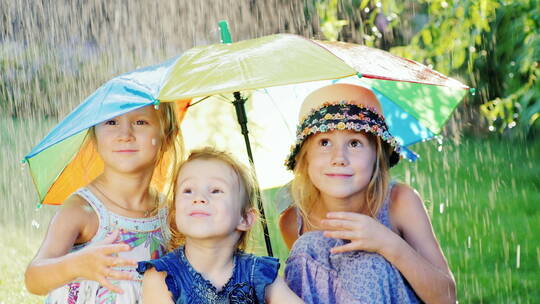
[73,187,110,247]
[376,181,397,229]
[158,204,170,243]
[295,207,304,236]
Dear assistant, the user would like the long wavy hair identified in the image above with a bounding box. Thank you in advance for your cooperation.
[291,132,391,228]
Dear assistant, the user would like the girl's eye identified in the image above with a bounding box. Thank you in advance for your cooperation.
[104,120,117,126]
[349,139,363,148]
[211,188,224,194]
[182,188,192,194]
[319,139,330,147]
[135,120,148,125]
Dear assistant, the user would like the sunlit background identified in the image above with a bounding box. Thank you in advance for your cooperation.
[1,1,538,303]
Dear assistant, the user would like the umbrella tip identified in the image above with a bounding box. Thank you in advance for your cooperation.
[218,20,232,44]
[356,72,363,78]
[469,87,476,96]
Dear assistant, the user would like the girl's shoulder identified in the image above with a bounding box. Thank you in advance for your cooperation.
[279,206,299,249]
[389,182,428,233]
[390,183,421,204]
[57,193,98,227]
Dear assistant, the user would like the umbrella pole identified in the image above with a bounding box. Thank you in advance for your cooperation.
[232,92,274,257]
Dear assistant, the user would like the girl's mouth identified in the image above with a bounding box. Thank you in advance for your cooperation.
[326,173,353,178]
[189,211,211,217]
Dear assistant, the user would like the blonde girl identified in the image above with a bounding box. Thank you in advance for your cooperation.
[280,84,455,303]
[25,103,183,303]
[138,148,302,303]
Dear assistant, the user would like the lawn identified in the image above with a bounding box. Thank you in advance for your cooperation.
[1,112,538,303]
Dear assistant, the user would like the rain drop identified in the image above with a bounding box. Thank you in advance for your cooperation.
[151,138,157,146]
[364,7,370,13]
[439,203,445,214]
[31,219,40,229]
[467,236,471,249]
[516,245,521,268]
[508,121,516,128]
[489,125,495,132]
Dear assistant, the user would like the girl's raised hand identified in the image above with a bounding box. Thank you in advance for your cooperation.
[321,212,399,255]
[71,230,137,294]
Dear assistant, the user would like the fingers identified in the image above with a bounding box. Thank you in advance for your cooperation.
[321,219,356,231]
[106,268,135,281]
[330,242,358,254]
[97,276,125,294]
[100,230,120,245]
[326,211,365,220]
[323,230,356,240]
[101,243,132,255]
[105,256,138,268]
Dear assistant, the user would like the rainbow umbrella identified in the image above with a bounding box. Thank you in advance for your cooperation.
[24,31,469,257]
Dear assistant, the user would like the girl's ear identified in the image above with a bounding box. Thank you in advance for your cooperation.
[237,208,256,232]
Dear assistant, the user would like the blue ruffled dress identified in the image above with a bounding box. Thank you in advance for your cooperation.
[137,246,279,304]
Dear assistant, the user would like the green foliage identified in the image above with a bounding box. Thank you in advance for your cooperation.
[312,0,540,137]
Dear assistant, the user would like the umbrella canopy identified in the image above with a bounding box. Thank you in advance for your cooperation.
[25,33,469,206]
[24,33,468,258]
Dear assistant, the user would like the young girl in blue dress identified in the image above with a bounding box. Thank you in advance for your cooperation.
[280,83,456,303]
[138,148,302,303]
[25,103,183,303]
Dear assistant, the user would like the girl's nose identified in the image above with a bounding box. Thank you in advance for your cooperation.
[117,124,135,141]
[331,146,348,166]
[193,195,207,204]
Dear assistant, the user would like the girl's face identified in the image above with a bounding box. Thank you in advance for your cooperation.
[94,106,162,174]
[174,159,252,243]
[306,130,376,202]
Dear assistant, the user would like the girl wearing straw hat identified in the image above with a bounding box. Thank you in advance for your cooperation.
[280,84,455,303]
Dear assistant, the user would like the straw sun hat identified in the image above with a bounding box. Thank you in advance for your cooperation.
[285,83,401,170]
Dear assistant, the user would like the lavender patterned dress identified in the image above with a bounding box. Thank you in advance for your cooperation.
[285,182,421,304]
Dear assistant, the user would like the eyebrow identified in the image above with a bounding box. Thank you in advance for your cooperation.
[178,176,232,186]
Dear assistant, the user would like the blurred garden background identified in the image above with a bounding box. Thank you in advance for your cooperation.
[1,0,538,303]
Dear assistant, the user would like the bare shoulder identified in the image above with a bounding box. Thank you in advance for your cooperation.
[143,267,167,283]
[278,206,298,249]
[54,194,98,244]
[389,183,428,231]
[142,268,172,303]
[265,275,304,304]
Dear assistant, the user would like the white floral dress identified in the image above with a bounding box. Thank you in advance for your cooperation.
[45,187,169,304]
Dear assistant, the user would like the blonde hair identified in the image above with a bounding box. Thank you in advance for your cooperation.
[168,147,259,251]
[88,103,184,207]
[291,132,391,226]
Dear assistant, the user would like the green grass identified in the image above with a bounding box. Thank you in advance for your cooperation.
[392,137,540,303]
[2,113,539,303]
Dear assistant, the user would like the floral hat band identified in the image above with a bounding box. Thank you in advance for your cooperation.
[285,101,401,170]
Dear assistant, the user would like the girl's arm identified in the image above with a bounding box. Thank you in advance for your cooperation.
[24,195,135,295]
[142,268,173,304]
[385,184,455,303]
[322,184,455,304]
[265,275,304,304]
